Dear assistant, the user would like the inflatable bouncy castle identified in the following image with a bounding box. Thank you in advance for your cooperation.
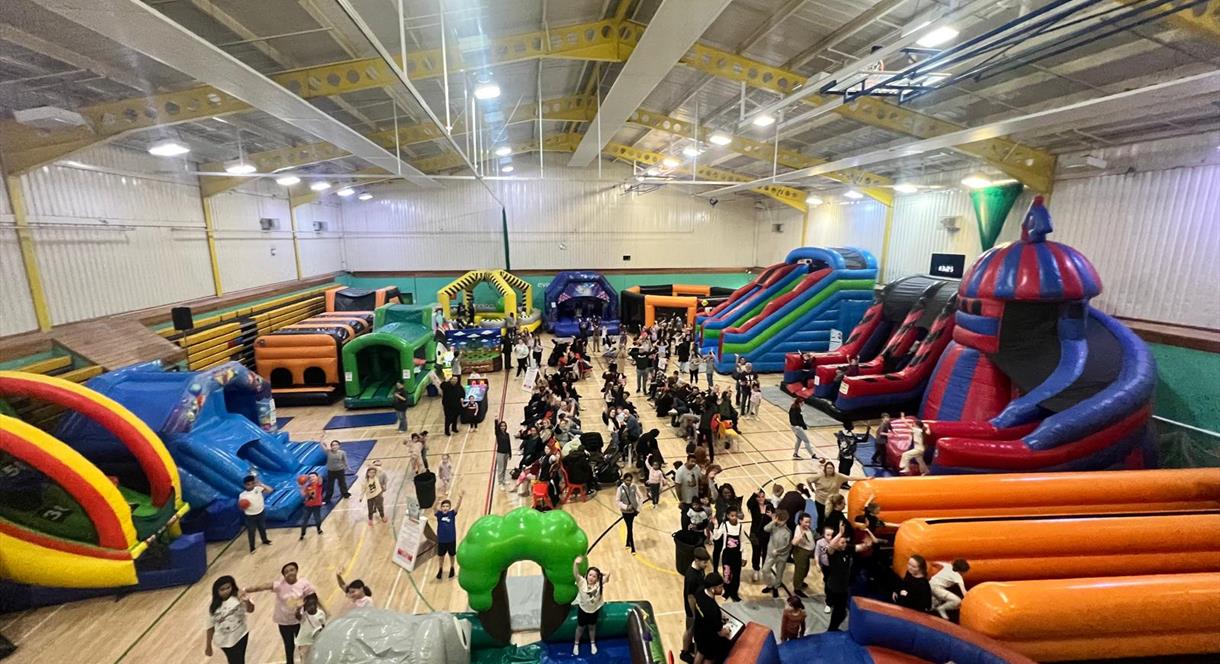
[0,371,204,611]
[699,247,877,372]
[438,270,542,332]
[621,284,735,329]
[544,271,620,336]
[343,304,438,409]
[783,274,957,418]
[808,198,1155,473]
[254,311,374,405]
[59,362,326,540]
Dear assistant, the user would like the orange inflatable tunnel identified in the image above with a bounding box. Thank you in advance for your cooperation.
[893,512,1220,582]
[254,311,374,404]
[325,286,400,312]
[848,468,1220,525]
[621,284,734,328]
[961,573,1220,661]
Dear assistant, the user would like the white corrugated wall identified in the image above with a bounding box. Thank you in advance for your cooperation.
[753,205,805,266]
[19,145,214,326]
[885,185,1028,282]
[342,159,770,271]
[804,198,889,262]
[294,199,345,277]
[206,180,298,292]
[1048,163,1220,327]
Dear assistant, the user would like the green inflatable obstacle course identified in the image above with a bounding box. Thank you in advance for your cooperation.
[342,303,438,408]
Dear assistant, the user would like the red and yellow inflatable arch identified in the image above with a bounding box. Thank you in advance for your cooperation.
[0,371,187,588]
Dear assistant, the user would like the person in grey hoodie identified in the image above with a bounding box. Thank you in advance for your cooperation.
[323,440,350,503]
[761,509,792,598]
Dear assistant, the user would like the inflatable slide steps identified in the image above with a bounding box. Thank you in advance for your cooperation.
[699,263,806,353]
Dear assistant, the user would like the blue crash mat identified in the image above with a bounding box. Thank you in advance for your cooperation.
[324,412,398,429]
[541,637,634,664]
[275,416,294,429]
[269,439,377,528]
[852,435,896,478]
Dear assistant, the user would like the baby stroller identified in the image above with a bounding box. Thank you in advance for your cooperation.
[579,431,605,455]
[591,446,623,486]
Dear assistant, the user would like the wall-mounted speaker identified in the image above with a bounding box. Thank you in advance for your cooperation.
[171,306,194,331]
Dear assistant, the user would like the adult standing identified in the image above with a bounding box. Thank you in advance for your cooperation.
[692,573,732,664]
[746,490,773,582]
[824,523,873,631]
[761,509,792,598]
[532,336,544,369]
[322,441,350,503]
[791,513,816,597]
[810,460,867,532]
[674,455,703,530]
[441,376,464,436]
[494,419,512,486]
[789,398,816,459]
[502,330,514,373]
[245,562,317,664]
[504,313,517,342]
[205,575,254,663]
[616,472,644,553]
[702,351,716,388]
[392,381,409,433]
[680,548,711,664]
[513,338,531,377]
[635,347,652,394]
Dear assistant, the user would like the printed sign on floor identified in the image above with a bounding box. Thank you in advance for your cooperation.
[392,513,428,572]
[521,366,538,392]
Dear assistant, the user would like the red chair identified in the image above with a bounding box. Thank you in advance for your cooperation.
[559,463,587,504]
[531,481,554,510]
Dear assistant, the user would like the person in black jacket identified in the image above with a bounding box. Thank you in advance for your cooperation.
[789,398,816,459]
[494,419,512,486]
[746,489,773,582]
[440,376,464,436]
[893,554,933,613]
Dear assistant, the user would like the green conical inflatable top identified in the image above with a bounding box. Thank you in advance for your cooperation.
[970,181,1024,250]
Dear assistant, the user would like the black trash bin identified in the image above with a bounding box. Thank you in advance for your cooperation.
[414,471,437,509]
[672,529,706,575]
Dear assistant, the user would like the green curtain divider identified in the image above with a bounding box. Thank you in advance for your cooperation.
[970,182,1023,250]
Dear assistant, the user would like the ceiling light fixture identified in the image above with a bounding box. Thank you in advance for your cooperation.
[148,140,190,157]
[495,145,512,157]
[843,190,864,200]
[752,114,776,128]
[917,25,959,48]
[336,187,355,197]
[474,78,501,101]
[893,183,918,194]
[682,145,701,158]
[645,166,660,176]
[662,157,680,169]
[310,181,332,191]
[224,161,256,175]
[357,193,373,201]
[501,165,514,173]
[805,195,823,206]
[708,132,732,146]
[275,175,301,186]
[961,175,992,189]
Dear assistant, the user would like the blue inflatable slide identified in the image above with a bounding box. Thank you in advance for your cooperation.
[58,361,326,541]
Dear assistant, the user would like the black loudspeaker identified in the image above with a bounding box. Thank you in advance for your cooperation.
[171,307,194,331]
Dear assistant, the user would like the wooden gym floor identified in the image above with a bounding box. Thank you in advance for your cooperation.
[2,338,852,664]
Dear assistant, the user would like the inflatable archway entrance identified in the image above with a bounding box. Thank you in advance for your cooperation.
[456,507,588,643]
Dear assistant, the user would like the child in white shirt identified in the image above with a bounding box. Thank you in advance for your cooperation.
[294,593,327,661]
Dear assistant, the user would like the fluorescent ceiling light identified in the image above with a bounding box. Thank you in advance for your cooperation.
[474,81,501,100]
[917,25,959,48]
[645,166,660,176]
[495,145,512,157]
[224,161,256,175]
[708,132,732,146]
[752,114,776,128]
[310,181,332,191]
[662,157,680,169]
[805,195,823,206]
[275,175,301,186]
[682,145,701,158]
[961,175,991,189]
[921,73,948,86]
[501,165,514,173]
[893,183,918,194]
[843,190,864,199]
[357,193,373,201]
[148,140,190,157]
[336,187,355,197]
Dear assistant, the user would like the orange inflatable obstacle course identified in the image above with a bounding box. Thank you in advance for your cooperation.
[255,311,378,405]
